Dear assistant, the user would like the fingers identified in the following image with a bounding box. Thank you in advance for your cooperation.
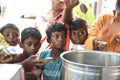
[29,55,38,59]
[0,55,13,63]
[93,38,107,51]
[64,0,79,8]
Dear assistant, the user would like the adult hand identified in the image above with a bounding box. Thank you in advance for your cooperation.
[97,22,120,43]
[64,0,79,9]
[93,38,107,51]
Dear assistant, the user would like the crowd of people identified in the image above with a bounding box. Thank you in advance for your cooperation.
[1,0,120,80]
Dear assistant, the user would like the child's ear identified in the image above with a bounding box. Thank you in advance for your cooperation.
[19,42,23,48]
[47,38,51,43]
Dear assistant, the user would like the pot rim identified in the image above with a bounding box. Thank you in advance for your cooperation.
[60,50,120,68]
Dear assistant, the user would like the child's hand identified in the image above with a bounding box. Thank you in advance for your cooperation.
[25,72,37,80]
[0,53,13,63]
[32,69,42,77]
[21,55,45,66]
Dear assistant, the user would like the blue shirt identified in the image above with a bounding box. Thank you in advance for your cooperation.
[39,49,65,80]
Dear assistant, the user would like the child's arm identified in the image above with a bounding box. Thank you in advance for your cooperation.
[20,55,45,67]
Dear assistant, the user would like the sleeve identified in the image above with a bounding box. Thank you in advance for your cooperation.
[84,14,107,50]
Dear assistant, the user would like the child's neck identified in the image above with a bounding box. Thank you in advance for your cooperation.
[50,48,64,60]
[23,52,29,59]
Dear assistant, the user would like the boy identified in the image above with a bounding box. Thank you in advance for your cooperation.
[12,27,42,80]
[69,18,88,50]
[0,23,23,53]
[38,22,67,80]
[0,23,20,46]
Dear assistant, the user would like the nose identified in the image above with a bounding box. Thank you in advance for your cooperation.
[58,36,63,41]
[30,44,35,50]
[9,33,14,39]
[74,33,81,43]
[74,33,79,39]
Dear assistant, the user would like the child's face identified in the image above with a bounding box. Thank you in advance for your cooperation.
[50,31,66,49]
[2,28,19,46]
[21,37,41,57]
[70,28,87,44]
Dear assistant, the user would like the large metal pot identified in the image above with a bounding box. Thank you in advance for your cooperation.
[60,50,120,80]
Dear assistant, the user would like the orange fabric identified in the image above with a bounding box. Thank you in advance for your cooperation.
[85,13,120,52]
[64,24,70,50]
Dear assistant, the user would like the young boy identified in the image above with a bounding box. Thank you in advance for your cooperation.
[69,18,88,50]
[38,22,67,80]
[12,27,42,80]
[0,23,23,53]
[0,23,20,46]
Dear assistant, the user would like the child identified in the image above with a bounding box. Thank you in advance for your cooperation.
[69,18,88,50]
[12,27,42,80]
[38,22,67,80]
[0,23,20,46]
[0,23,23,53]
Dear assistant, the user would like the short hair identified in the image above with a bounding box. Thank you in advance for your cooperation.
[70,18,88,35]
[46,22,67,39]
[21,27,42,43]
[115,0,120,10]
[0,23,19,34]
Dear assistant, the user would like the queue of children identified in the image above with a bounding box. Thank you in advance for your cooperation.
[0,0,79,80]
[1,0,120,80]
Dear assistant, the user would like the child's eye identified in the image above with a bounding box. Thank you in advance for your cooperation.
[3,33,9,37]
[13,34,18,37]
[52,35,59,38]
[6,34,9,37]
[27,43,32,46]
[79,32,83,35]
[71,32,76,36]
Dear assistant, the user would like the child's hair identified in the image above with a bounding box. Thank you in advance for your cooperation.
[21,27,42,43]
[46,22,67,40]
[70,18,88,35]
[115,0,120,10]
[0,23,19,34]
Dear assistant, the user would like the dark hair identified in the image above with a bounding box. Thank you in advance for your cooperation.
[46,22,67,39]
[70,18,88,35]
[0,23,19,34]
[21,27,42,43]
[115,0,120,10]
[80,3,88,14]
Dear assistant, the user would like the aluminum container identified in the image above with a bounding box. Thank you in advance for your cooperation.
[60,50,120,80]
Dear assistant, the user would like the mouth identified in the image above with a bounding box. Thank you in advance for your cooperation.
[8,41,14,44]
[58,43,64,47]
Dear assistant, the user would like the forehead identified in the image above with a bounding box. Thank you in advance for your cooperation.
[71,28,85,31]
[23,37,40,43]
[52,31,66,35]
[3,28,19,33]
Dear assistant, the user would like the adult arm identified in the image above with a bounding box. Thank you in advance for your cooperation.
[84,14,114,50]
[97,22,120,43]
[63,0,79,24]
